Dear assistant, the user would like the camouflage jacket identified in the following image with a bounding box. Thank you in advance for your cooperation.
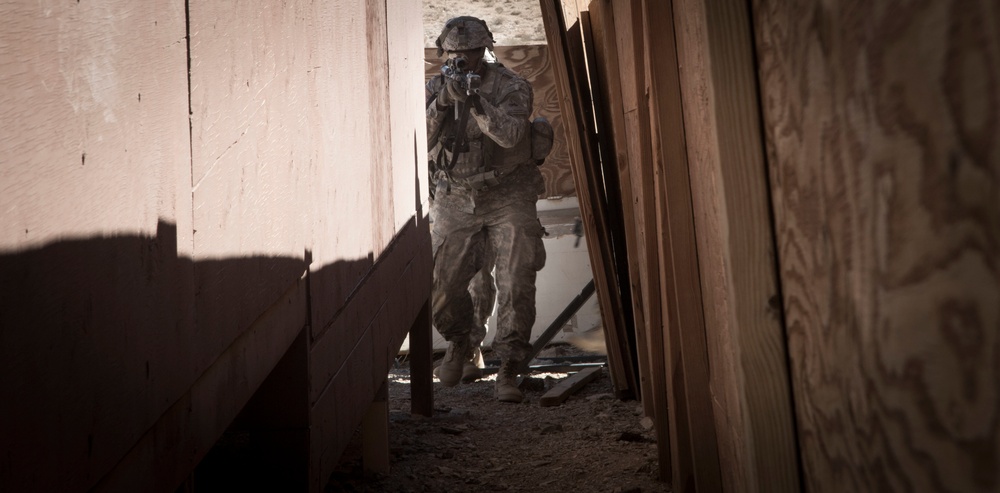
[426,63,543,214]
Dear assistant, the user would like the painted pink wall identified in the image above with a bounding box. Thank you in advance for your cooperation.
[0,1,428,491]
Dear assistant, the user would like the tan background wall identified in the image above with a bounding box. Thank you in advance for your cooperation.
[0,1,428,491]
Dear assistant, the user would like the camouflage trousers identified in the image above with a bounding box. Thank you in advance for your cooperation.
[431,198,546,364]
[468,240,496,347]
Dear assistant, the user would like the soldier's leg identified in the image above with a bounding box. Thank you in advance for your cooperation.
[464,241,496,381]
[430,204,485,387]
[487,201,546,402]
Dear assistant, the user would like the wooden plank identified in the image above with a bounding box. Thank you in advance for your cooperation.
[669,0,801,490]
[539,366,604,407]
[580,10,641,401]
[388,0,430,229]
[609,0,673,483]
[587,0,653,418]
[409,301,434,417]
[309,215,432,489]
[188,1,316,381]
[94,279,309,492]
[754,1,1000,491]
[308,0,379,330]
[642,1,723,490]
[362,381,390,476]
[309,216,430,403]
[539,0,635,399]
[368,0,394,254]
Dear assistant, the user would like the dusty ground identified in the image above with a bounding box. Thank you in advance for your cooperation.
[326,344,668,493]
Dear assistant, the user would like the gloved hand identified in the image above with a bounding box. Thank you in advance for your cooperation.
[436,81,454,108]
[445,78,468,103]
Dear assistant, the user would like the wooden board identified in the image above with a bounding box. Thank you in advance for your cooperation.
[389,0,431,229]
[540,0,636,399]
[642,1,722,490]
[539,366,604,407]
[309,215,432,489]
[188,0,314,370]
[753,0,1000,491]
[669,0,801,490]
[586,0,653,415]
[580,10,641,401]
[608,0,673,482]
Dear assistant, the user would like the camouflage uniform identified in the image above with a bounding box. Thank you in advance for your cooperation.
[468,240,497,348]
[426,21,546,371]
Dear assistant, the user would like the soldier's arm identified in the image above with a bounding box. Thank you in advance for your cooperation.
[470,76,531,149]
[426,76,450,147]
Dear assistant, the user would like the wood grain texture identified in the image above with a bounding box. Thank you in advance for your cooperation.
[671,0,801,490]
[609,0,673,482]
[310,216,432,490]
[308,0,379,331]
[388,0,430,229]
[368,0,394,255]
[587,0,654,418]
[188,1,314,369]
[539,366,603,406]
[642,0,723,490]
[540,0,635,398]
[580,9,641,401]
[753,0,1000,491]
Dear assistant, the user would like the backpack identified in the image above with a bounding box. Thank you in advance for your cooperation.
[529,116,554,165]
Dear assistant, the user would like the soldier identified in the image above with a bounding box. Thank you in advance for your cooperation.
[426,16,546,403]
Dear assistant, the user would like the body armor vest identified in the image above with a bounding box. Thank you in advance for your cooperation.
[435,63,534,191]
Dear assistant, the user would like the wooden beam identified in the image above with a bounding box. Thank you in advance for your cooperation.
[587,0,654,420]
[580,9,641,402]
[669,0,802,490]
[609,0,673,483]
[539,0,635,400]
[409,300,434,417]
[643,0,723,490]
[362,381,390,476]
[539,367,604,407]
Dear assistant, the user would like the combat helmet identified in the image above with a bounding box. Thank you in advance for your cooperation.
[435,16,495,57]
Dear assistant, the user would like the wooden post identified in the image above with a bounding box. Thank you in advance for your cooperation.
[409,300,434,417]
[362,380,390,477]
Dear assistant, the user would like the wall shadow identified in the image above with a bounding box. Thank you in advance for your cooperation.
[0,220,385,492]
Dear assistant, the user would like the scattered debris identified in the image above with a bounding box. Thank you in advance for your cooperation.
[326,344,665,492]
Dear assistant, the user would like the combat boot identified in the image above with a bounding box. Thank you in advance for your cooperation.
[433,345,485,383]
[461,346,485,383]
[437,338,470,387]
[495,360,523,403]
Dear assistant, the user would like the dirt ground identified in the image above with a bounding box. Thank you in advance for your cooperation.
[326,343,669,493]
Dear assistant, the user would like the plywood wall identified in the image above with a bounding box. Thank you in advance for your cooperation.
[0,1,429,491]
[753,1,1000,491]
[0,2,193,490]
[558,0,998,490]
